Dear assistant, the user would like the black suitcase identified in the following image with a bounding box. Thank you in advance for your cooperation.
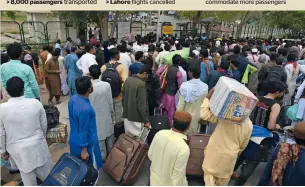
[147,108,171,144]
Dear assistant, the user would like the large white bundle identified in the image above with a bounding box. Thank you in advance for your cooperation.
[210,77,258,122]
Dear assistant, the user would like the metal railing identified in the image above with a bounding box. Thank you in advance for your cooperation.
[1,20,288,48]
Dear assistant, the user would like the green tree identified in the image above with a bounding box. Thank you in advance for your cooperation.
[264,11,305,38]
[176,11,248,37]
[234,11,253,38]
[53,11,90,39]
[1,11,17,21]
[54,11,137,41]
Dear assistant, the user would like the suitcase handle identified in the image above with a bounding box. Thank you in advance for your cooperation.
[197,121,210,134]
[154,107,163,116]
[205,124,210,134]
[140,127,150,142]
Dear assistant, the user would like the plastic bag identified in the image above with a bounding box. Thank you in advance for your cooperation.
[61,82,69,96]
[286,104,299,121]
[0,157,18,171]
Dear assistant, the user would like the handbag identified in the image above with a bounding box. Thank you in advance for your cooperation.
[61,82,69,96]
[286,104,299,121]
[160,66,168,90]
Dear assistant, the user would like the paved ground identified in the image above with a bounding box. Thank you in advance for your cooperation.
[1,85,266,186]
[39,84,70,105]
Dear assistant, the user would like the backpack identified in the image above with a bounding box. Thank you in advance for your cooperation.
[43,105,60,129]
[264,67,283,83]
[102,62,122,98]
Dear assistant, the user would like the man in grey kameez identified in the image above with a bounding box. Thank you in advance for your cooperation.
[88,65,115,161]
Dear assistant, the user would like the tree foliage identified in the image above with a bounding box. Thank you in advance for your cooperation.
[176,11,248,23]
[264,11,305,38]
[53,11,137,40]
[176,11,255,37]
[1,11,17,20]
[176,11,299,38]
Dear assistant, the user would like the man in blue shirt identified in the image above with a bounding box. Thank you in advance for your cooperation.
[68,76,103,170]
[129,51,144,76]
[199,48,214,82]
[65,46,82,96]
[227,55,242,82]
[0,42,40,100]
[55,39,62,56]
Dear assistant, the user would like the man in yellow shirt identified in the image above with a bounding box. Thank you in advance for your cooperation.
[101,48,127,124]
[200,89,253,186]
[148,111,192,186]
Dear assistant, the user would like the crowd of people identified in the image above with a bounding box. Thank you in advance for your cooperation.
[0,33,305,186]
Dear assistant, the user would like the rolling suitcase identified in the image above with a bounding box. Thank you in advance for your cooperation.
[186,124,211,176]
[147,108,171,144]
[41,153,98,186]
[103,128,149,185]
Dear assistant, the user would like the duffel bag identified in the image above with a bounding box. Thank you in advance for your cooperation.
[46,122,68,146]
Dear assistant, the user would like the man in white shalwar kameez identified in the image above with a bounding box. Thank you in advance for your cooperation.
[0,76,53,186]
[88,65,115,161]
[77,43,98,76]
[58,52,69,96]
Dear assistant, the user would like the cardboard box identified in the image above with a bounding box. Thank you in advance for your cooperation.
[210,77,258,122]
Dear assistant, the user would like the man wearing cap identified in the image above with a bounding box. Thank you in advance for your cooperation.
[258,122,305,185]
[148,111,191,186]
[251,48,260,64]
[122,65,151,138]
